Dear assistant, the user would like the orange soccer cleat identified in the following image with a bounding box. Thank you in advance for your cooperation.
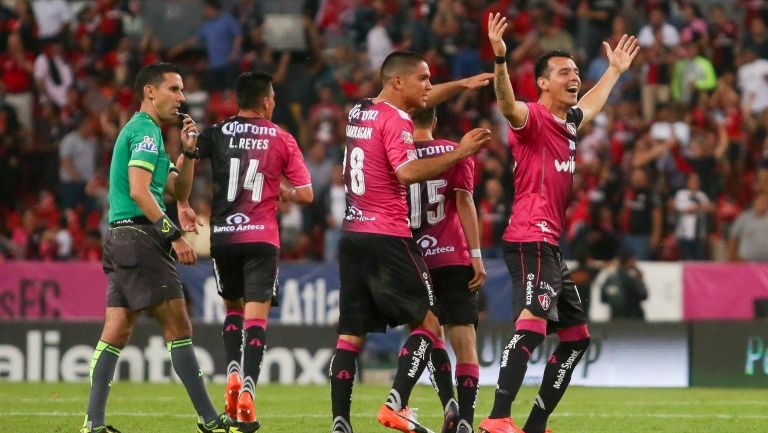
[377,404,435,433]
[224,372,242,420]
[236,390,256,423]
[478,417,524,433]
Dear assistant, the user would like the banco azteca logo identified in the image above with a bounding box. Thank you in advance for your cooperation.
[226,213,250,225]
[417,235,438,249]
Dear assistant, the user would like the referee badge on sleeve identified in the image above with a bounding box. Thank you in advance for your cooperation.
[401,131,414,144]
[136,136,158,153]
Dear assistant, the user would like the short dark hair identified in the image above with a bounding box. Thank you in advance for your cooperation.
[380,51,426,82]
[534,49,574,80]
[134,62,180,100]
[411,106,436,129]
[235,71,273,109]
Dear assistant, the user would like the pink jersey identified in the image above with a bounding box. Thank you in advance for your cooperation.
[341,99,418,237]
[198,116,312,248]
[503,102,583,245]
[409,139,474,268]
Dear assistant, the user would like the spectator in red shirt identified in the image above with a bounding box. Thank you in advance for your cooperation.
[1,32,35,132]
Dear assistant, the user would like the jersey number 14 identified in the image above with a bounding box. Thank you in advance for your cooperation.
[227,158,264,202]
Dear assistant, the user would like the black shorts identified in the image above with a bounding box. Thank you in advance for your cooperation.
[211,242,279,304]
[430,265,478,326]
[503,241,586,331]
[103,224,184,311]
[338,231,434,335]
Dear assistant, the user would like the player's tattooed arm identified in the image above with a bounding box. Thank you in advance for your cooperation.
[488,12,528,128]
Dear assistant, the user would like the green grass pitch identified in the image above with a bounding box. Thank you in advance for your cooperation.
[2,383,767,433]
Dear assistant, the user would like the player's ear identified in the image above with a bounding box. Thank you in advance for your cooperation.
[537,76,547,91]
[391,73,402,90]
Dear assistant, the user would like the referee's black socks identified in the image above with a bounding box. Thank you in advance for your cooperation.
[84,340,121,430]
[167,337,219,424]
[524,325,590,433]
[489,320,546,419]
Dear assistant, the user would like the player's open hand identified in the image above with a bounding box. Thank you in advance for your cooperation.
[458,128,492,157]
[604,34,639,74]
[178,203,203,234]
[468,257,487,291]
[488,12,508,57]
[462,72,495,90]
[171,237,197,265]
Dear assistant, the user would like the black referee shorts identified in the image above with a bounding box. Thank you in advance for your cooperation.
[503,241,587,331]
[337,231,435,336]
[103,224,184,311]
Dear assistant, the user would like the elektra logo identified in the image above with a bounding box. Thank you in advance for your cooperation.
[417,235,455,257]
[226,213,250,225]
[214,213,264,233]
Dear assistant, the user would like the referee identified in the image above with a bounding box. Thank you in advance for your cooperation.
[78,63,256,433]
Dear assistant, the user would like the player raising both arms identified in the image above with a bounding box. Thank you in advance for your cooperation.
[478,13,639,433]
[408,107,486,433]
[195,72,313,427]
[329,51,493,433]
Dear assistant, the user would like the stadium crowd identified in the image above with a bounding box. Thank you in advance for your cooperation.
[2,0,768,263]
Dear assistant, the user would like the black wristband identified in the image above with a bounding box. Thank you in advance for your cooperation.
[154,214,182,242]
[495,55,506,64]
[182,148,200,160]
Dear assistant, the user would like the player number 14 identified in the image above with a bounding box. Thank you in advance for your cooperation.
[227,158,264,202]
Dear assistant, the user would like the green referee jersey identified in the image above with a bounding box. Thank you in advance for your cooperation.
[108,112,177,223]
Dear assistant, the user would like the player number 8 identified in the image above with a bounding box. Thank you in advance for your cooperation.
[349,147,365,195]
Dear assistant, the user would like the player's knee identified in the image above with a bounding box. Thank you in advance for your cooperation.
[413,310,441,334]
[557,323,590,350]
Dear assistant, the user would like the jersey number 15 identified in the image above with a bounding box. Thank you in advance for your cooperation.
[409,179,447,229]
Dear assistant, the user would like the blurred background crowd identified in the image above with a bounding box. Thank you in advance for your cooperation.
[2,0,768,267]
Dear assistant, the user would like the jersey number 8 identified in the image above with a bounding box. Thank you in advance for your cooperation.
[345,147,365,195]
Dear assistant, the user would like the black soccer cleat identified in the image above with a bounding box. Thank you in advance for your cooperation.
[196,414,260,433]
[441,399,460,433]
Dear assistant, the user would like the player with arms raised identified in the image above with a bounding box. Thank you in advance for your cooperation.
[409,106,486,433]
[329,50,493,433]
[196,72,313,426]
[478,13,639,433]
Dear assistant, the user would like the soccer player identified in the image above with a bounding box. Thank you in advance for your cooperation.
[478,14,639,433]
[409,107,487,433]
[195,72,313,424]
[329,50,493,433]
[79,63,256,433]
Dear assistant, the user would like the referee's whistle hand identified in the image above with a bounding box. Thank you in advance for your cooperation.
[171,237,197,265]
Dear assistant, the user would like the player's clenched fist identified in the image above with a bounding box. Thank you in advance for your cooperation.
[457,128,492,157]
